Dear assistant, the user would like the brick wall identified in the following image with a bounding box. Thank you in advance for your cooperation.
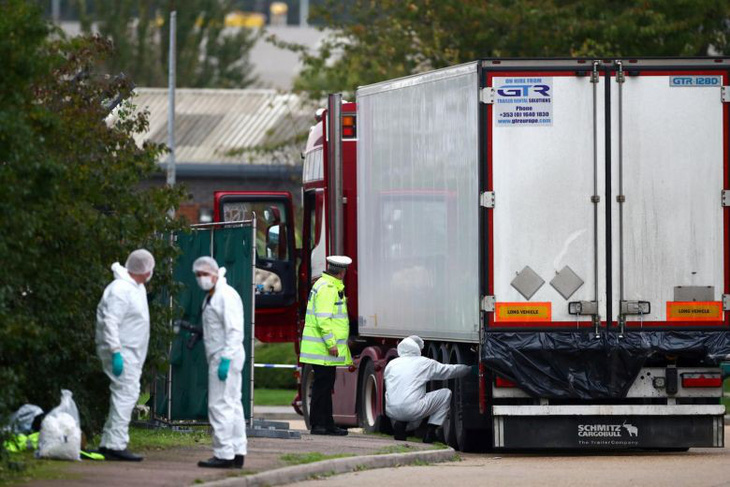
[177,203,201,223]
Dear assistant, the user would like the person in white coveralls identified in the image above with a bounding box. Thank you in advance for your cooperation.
[384,335,470,443]
[192,256,247,469]
[96,249,155,462]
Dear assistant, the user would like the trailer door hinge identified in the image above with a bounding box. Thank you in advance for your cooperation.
[481,295,496,312]
[480,191,495,209]
[480,87,496,105]
[723,86,730,103]
[722,190,730,207]
[723,294,730,311]
[615,61,625,84]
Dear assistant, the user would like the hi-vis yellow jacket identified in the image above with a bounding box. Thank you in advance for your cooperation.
[299,273,352,366]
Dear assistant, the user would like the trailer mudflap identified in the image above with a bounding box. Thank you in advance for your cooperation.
[492,405,726,449]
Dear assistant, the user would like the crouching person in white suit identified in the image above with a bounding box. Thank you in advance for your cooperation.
[384,336,470,443]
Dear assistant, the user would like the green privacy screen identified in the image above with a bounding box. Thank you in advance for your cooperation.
[154,222,255,423]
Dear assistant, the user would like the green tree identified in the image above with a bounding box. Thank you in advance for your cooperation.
[76,0,258,88]
[282,0,730,98]
[0,0,185,451]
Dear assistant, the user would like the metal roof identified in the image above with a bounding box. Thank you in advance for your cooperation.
[131,88,314,166]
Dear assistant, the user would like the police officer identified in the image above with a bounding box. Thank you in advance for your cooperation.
[299,255,353,436]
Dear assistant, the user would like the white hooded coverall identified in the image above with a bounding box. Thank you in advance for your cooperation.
[202,268,247,460]
[384,337,470,430]
[96,262,150,450]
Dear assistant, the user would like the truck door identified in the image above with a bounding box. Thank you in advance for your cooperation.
[613,66,729,330]
[214,191,298,342]
[486,66,607,330]
[485,61,729,332]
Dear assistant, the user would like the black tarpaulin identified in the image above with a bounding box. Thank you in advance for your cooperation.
[481,330,730,400]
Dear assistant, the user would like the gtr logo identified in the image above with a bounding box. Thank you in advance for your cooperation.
[496,84,551,97]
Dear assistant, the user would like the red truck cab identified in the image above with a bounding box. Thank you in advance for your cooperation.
[213,100,389,431]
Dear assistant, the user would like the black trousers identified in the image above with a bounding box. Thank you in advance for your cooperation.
[310,364,336,430]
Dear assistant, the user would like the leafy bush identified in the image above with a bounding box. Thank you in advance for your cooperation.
[0,0,185,447]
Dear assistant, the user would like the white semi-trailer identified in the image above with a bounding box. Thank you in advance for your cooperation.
[354,58,730,450]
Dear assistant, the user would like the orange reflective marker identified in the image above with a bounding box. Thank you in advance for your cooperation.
[495,302,552,322]
[666,301,722,321]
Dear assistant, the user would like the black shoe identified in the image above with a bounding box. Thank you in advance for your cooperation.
[311,426,348,436]
[422,424,439,444]
[198,457,238,469]
[234,455,245,468]
[98,447,144,462]
[326,426,348,436]
[393,421,407,441]
[310,426,329,435]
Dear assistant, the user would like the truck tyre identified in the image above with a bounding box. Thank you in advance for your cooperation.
[300,363,315,431]
[439,344,458,448]
[357,360,382,433]
[448,344,487,452]
[452,367,482,452]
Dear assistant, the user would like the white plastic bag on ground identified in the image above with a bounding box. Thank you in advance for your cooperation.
[37,390,81,461]
[7,404,44,434]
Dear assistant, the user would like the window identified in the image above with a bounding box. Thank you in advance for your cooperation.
[222,201,289,261]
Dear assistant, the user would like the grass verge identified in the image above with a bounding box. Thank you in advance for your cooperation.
[193,469,256,484]
[373,444,417,455]
[280,452,355,465]
[277,443,455,481]
[126,426,211,451]
[373,441,446,453]
[279,442,448,469]
[0,451,77,485]
[253,389,295,406]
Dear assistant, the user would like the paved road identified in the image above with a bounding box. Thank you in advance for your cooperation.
[288,426,730,487]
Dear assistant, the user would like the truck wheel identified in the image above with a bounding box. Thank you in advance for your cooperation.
[450,344,489,452]
[358,360,382,433]
[452,367,482,452]
[300,364,314,430]
[439,344,458,448]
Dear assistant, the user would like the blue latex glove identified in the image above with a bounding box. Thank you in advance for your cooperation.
[470,364,479,376]
[112,352,124,377]
[218,358,230,381]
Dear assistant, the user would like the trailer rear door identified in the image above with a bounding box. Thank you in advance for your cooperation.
[614,66,728,329]
[484,60,729,331]
[487,66,607,329]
